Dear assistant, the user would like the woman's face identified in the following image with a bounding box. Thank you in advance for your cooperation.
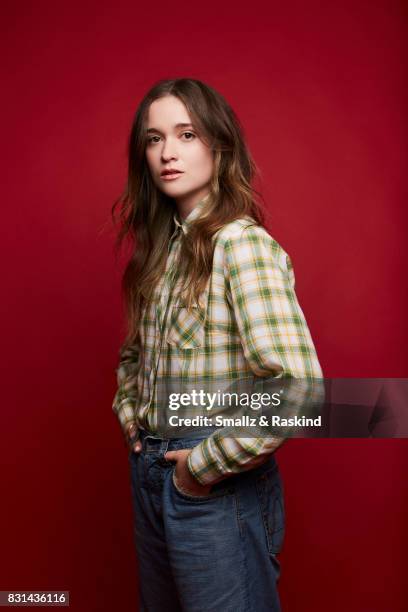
[145,95,214,216]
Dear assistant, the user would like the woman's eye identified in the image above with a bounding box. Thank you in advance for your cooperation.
[182,132,195,140]
[147,136,160,144]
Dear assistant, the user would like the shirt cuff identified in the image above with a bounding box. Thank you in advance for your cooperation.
[186,438,229,486]
[112,398,137,435]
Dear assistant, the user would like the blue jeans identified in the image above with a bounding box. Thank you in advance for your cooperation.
[128,430,285,612]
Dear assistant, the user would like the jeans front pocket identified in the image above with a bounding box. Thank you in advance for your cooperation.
[255,467,285,554]
[171,468,235,503]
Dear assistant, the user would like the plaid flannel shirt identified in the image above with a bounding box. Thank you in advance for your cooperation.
[112,195,323,485]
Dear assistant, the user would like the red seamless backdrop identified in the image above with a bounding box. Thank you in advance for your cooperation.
[1,1,407,611]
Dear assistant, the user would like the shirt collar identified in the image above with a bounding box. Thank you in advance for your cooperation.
[173,193,211,236]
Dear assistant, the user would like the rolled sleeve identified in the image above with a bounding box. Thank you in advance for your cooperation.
[112,342,140,436]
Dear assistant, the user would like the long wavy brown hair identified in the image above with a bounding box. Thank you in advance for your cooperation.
[112,78,266,348]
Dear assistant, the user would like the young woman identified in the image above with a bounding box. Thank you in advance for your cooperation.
[112,78,323,612]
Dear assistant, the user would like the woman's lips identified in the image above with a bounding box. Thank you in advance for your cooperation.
[160,172,183,181]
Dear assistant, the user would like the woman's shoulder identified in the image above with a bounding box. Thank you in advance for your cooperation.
[213,217,292,274]
[214,217,284,251]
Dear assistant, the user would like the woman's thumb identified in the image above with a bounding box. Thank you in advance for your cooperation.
[133,440,142,453]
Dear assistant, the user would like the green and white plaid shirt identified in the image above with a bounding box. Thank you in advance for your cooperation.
[112,196,323,485]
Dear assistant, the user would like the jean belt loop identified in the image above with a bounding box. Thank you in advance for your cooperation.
[160,438,170,455]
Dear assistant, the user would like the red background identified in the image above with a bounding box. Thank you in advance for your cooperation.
[1,1,407,610]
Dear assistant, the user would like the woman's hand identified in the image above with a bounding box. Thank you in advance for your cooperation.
[131,439,142,453]
[126,423,142,453]
[164,449,212,497]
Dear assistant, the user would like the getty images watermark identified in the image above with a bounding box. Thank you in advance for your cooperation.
[167,389,322,428]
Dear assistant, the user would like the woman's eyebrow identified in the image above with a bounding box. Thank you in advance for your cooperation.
[146,122,193,134]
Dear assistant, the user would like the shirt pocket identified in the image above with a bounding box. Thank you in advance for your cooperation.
[166,302,205,349]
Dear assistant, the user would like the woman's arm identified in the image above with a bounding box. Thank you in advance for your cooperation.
[187,225,323,486]
[112,342,140,442]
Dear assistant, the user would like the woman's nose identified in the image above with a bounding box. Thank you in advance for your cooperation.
[161,139,178,161]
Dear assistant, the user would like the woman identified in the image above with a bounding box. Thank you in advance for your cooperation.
[112,78,323,612]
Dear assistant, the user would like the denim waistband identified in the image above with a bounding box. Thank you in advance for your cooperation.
[138,427,215,454]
